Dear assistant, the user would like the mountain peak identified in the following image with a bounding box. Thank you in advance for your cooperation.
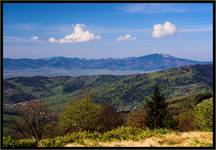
[157,53,173,58]
[4,53,204,77]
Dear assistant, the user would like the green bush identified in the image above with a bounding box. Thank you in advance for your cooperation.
[38,137,64,147]
[195,98,213,131]
[153,128,173,135]
[38,127,146,147]
[38,135,76,147]
[38,127,173,147]
[3,136,16,148]
[99,126,172,141]
[3,136,37,148]
[100,126,143,141]
[59,98,101,132]
[38,132,100,147]
[16,139,38,148]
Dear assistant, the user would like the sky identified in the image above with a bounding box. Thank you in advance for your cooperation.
[3,3,213,61]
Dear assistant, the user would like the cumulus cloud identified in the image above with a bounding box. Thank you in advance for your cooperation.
[152,21,176,38]
[48,38,58,43]
[117,34,136,42]
[48,24,100,43]
[30,36,38,41]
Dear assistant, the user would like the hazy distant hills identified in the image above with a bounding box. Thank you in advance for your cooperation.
[3,53,211,78]
[4,64,213,111]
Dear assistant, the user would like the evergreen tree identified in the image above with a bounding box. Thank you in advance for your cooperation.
[145,85,169,129]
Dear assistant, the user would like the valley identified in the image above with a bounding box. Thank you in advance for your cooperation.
[3,54,214,149]
[2,2,214,148]
[2,62,213,148]
[3,64,213,111]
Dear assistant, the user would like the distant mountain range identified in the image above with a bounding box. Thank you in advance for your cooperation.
[3,53,211,78]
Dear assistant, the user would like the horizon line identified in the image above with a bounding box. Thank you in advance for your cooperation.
[3,53,212,62]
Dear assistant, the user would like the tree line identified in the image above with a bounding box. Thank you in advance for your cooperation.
[8,85,213,140]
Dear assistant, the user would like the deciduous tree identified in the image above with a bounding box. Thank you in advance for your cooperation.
[60,96,100,132]
[98,104,122,132]
[11,101,55,140]
[126,109,146,129]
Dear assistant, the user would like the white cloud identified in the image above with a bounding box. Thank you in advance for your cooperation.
[152,21,176,38]
[48,24,100,43]
[117,34,136,42]
[48,38,58,43]
[30,36,38,41]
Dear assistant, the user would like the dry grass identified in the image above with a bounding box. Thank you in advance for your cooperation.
[64,131,213,147]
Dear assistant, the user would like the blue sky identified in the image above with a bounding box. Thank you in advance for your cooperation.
[3,3,213,61]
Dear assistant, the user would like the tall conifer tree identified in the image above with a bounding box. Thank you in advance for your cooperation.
[145,85,168,129]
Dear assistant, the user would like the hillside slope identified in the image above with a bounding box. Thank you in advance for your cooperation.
[3,64,213,111]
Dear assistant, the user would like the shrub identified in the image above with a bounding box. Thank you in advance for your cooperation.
[126,109,147,129]
[100,127,173,141]
[3,136,16,148]
[38,137,65,147]
[98,104,122,132]
[195,98,213,131]
[177,110,196,131]
[38,127,174,147]
[39,127,150,147]
[16,139,38,148]
[152,128,173,137]
[38,132,100,147]
[59,98,101,132]
[3,136,37,148]
[100,126,143,141]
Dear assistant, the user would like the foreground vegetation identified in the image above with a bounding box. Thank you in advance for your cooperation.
[3,84,213,148]
[3,63,213,148]
[3,127,212,147]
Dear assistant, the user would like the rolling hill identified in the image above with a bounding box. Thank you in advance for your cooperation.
[3,64,213,111]
[3,53,210,78]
